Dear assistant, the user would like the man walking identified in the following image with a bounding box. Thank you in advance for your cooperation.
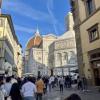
[36,76,44,100]
[3,77,12,100]
[0,75,4,100]
[21,77,37,100]
[59,76,64,93]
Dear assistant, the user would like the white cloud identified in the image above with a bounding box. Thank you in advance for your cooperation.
[3,0,63,35]
[47,0,58,34]
[15,24,35,33]
[2,0,52,23]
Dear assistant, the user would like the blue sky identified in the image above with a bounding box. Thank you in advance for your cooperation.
[2,0,71,49]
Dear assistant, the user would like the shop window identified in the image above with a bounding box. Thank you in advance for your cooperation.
[88,24,99,42]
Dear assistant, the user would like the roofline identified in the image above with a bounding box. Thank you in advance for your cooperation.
[42,34,57,38]
[0,14,20,45]
[25,36,34,49]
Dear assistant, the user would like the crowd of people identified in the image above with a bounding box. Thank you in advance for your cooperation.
[0,74,87,100]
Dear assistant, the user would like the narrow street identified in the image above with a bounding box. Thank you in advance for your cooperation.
[43,87,100,100]
[0,1,100,100]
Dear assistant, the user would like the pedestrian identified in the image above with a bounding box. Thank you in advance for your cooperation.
[10,83,22,100]
[44,76,49,93]
[36,76,45,100]
[59,76,64,93]
[65,76,70,88]
[48,77,52,92]
[77,76,82,90]
[48,76,55,91]
[64,94,81,100]
[0,75,5,100]
[82,76,88,91]
[2,77,12,100]
[21,77,37,100]
[42,77,48,94]
[11,75,17,84]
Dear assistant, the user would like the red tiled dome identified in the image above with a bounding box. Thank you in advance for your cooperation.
[27,35,42,49]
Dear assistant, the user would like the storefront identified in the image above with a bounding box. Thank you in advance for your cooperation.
[89,48,100,86]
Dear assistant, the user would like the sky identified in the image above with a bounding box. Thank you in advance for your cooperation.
[2,0,71,49]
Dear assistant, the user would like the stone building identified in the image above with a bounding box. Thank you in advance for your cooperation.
[24,12,77,77]
[49,12,77,76]
[70,0,100,86]
[0,14,23,77]
[24,29,56,76]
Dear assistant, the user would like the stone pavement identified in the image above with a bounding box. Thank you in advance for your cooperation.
[43,87,100,100]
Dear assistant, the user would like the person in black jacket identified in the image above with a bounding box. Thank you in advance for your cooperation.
[10,83,22,100]
[64,94,81,100]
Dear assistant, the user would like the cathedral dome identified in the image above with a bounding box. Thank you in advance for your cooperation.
[26,28,42,49]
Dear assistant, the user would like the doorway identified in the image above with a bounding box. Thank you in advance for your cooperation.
[94,68,100,86]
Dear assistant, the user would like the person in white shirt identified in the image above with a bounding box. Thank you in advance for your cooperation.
[11,75,17,84]
[21,77,37,100]
[2,77,12,100]
[59,77,64,93]
[49,76,55,91]
[0,75,5,100]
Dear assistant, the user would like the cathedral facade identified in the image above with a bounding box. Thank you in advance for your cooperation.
[24,29,57,76]
[49,12,77,76]
[24,12,78,76]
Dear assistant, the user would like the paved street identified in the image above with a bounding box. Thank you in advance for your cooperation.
[43,87,100,100]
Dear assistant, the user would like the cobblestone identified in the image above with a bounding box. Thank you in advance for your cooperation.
[43,87,100,100]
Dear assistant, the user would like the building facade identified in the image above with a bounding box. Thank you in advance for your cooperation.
[49,12,77,76]
[24,29,56,76]
[71,0,100,86]
[24,12,78,77]
[0,14,23,77]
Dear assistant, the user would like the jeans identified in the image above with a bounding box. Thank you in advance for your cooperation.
[24,96,35,100]
[60,84,63,92]
[36,93,42,100]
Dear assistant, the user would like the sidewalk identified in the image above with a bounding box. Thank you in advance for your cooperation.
[71,84,100,94]
[43,86,100,100]
[88,86,100,93]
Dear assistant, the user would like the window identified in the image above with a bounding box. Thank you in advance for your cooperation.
[70,51,75,57]
[88,24,99,42]
[91,53,100,59]
[38,57,41,61]
[63,52,68,62]
[86,0,94,15]
[57,53,62,66]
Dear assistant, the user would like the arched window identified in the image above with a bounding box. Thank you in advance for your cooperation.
[63,52,68,62]
[70,51,75,57]
[70,51,76,64]
[57,53,62,66]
